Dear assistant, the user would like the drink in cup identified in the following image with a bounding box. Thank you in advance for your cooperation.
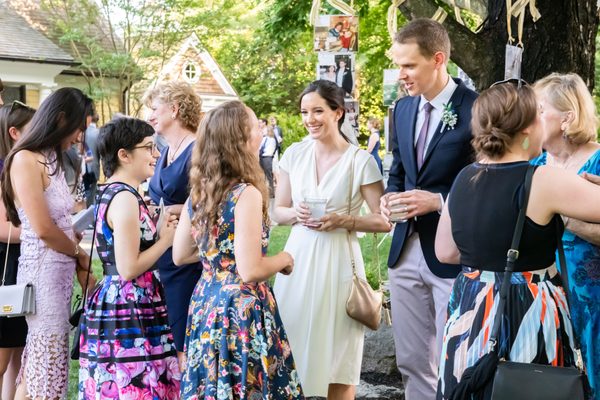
[304,197,327,226]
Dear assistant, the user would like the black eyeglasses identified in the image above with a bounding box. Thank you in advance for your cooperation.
[132,142,158,153]
[490,78,529,89]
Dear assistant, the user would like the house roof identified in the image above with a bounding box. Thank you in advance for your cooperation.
[0,1,74,64]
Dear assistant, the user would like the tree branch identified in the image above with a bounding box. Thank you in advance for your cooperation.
[398,0,494,89]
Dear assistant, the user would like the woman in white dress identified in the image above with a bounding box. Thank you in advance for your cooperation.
[273,80,390,399]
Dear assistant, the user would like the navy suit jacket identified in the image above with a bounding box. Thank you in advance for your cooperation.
[386,78,478,278]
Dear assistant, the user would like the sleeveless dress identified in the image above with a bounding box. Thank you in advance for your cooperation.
[78,183,180,399]
[273,141,382,396]
[16,156,75,398]
[181,183,303,399]
[533,150,600,399]
[437,162,578,400]
[149,143,203,351]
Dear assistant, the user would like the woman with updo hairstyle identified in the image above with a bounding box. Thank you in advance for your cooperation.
[435,81,600,400]
[145,81,203,366]
[531,72,600,397]
[77,117,181,398]
[0,101,35,400]
[272,80,390,399]
[172,100,302,398]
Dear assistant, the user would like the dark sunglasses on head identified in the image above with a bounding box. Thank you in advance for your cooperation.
[10,100,34,114]
[490,78,529,89]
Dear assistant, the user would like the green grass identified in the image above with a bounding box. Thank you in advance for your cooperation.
[67,226,391,396]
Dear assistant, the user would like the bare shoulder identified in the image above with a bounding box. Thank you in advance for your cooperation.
[11,150,43,171]
[237,185,261,205]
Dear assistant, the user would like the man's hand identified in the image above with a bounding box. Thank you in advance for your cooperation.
[387,189,441,219]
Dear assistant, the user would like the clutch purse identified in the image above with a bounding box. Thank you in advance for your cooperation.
[0,224,35,317]
[344,148,384,330]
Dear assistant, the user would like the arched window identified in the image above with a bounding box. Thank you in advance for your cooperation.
[183,62,200,83]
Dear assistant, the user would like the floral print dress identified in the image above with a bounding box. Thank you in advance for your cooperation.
[181,183,303,400]
[78,182,181,399]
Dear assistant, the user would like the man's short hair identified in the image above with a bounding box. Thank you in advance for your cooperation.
[394,19,451,60]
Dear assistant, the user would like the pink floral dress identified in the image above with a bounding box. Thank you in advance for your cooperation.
[78,182,180,399]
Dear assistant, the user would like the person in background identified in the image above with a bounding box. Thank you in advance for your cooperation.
[259,125,277,197]
[335,59,353,96]
[145,81,203,369]
[173,100,302,399]
[0,101,35,400]
[532,72,600,399]
[366,117,383,173]
[272,80,390,399]
[380,19,478,400]
[328,22,343,39]
[435,80,600,400]
[83,114,100,206]
[78,117,181,399]
[2,87,94,400]
[323,65,337,83]
[270,116,283,153]
[63,143,86,212]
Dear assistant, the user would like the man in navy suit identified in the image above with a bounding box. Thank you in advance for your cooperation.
[380,19,478,399]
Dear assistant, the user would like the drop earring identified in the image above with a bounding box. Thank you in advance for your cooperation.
[522,136,530,151]
[171,115,176,120]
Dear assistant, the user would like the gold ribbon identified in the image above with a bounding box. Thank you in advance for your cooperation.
[387,0,406,40]
[310,0,356,25]
[432,7,448,24]
[506,0,541,46]
[448,0,464,25]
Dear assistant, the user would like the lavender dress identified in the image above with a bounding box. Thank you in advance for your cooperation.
[16,156,76,398]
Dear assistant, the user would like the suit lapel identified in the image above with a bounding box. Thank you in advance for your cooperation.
[421,80,466,170]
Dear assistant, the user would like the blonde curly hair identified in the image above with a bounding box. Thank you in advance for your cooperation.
[189,100,269,242]
[144,81,202,132]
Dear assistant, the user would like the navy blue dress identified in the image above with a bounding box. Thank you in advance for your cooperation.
[149,142,202,351]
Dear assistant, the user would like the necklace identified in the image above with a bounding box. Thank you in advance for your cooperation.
[168,134,190,165]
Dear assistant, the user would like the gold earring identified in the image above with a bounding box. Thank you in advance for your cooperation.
[522,137,530,150]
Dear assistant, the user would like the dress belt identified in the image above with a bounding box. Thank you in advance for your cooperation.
[102,263,157,276]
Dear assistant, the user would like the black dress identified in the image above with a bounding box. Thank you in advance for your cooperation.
[0,241,27,347]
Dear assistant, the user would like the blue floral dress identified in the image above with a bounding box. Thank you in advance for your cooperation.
[533,150,600,399]
[181,183,303,400]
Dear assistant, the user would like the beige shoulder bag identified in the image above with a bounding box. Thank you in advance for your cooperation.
[345,148,383,330]
[0,224,35,317]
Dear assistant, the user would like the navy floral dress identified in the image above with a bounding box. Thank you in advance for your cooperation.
[180,183,303,400]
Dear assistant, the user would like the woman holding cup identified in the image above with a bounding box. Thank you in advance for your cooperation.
[272,80,390,399]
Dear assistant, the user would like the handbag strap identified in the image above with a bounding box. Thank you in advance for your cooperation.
[0,224,11,286]
[347,147,359,274]
[488,164,535,351]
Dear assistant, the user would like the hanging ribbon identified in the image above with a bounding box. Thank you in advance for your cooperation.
[431,7,448,24]
[506,0,541,46]
[387,0,406,40]
[310,0,356,25]
[448,0,464,25]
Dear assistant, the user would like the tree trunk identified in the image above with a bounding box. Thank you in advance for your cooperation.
[399,0,599,91]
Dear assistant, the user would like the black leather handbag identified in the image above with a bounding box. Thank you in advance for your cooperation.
[488,165,588,400]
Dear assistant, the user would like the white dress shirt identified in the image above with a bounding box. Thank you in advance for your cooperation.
[413,78,458,156]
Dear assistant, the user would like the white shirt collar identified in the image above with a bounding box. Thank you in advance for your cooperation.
[419,77,458,112]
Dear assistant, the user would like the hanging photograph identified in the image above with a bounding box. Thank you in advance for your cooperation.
[342,99,360,144]
[313,15,359,52]
[383,69,403,107]
[317,52,355,97]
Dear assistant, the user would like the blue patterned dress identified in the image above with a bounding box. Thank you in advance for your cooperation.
[532,150,600,399]
[181,183,303,400]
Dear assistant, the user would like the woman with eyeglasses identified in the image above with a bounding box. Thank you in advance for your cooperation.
[531,72,600,398]
[1,88,94,400]
[144,82,203,369]
[435,81,600,399]
[78,117,181,399]
[0,101,35,400]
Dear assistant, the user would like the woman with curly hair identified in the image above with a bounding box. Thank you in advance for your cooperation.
[145,81,203,368]
[172,101,303,399]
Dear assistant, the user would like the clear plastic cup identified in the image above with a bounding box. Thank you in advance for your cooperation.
[304,197,327,220]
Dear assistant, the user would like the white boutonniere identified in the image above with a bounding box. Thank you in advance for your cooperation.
[441,101,458,132]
